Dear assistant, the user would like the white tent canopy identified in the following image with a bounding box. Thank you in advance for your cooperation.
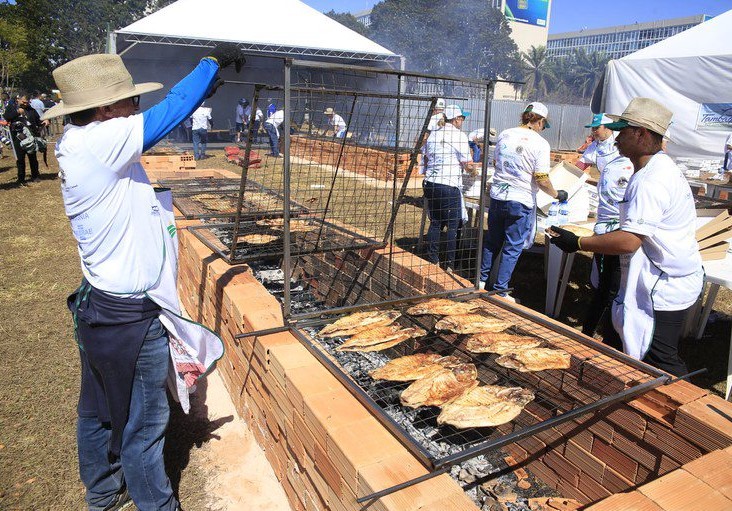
[602,10,732,160]
[116,0,398,62]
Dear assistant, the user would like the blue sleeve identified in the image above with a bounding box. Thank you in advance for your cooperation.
[141,57,219,151]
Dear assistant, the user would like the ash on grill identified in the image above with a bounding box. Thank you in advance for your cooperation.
[302,324,557,511]
[250,260,324,315]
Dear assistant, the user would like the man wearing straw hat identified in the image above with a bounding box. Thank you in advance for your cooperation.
[43,45,244,510]
[549,98,703,377]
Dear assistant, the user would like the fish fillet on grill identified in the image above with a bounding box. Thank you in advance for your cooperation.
[435,314,513,335]
[369,354,462,381]
[239,233,279,245]
[437,385,535,428]
[400,364,478,408]
[465,332,542,354]
[190,193,234,212]
[317,310,401,338]
[496,348,571,372]
[406,298,482,316]
[256,218,318,232]
[336,326,426,352]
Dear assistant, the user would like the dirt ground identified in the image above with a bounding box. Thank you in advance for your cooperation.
[0,144,730,510]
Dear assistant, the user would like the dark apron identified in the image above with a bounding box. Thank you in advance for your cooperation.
[68,279,161,459]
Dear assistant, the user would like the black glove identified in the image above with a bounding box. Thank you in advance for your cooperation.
[556,189,569,203]
[548,226,581,253]
[208,43,246,72]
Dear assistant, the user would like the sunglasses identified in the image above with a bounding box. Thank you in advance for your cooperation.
[131,95,140,107]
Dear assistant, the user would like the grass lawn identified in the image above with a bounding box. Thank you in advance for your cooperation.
[0,144,729,509]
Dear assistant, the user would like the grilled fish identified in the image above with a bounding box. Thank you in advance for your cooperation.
[191,193,234,212]
[400,363,478,408]
[239,233,279,245]
[465,332,542,354]
[369,354,461,381]
[406,298,481,316]
[437,385,534,428]
[255,218,318,232]
[496,348,571,372]
[336,326,425,352]
[317,310,401,338]
[435,314,512,335]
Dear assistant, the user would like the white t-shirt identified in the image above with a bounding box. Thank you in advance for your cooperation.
[266,110,284,128]
[235,104,245,124]
[30,98,45,118]
[620,153,703,310]
[490,126,550,208]
[328,113,346,133]
[423,123,471,189]
[580,134,620,172]
[56,116,167,294]
[595,156,634,234]
[427,113,444,132]
[190,107,211,130]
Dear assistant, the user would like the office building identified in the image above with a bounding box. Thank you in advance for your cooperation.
[547,15,711,60]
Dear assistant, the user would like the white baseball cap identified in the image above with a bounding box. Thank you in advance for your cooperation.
[525,102,550,128]
[444,104,470,120]
[435,98,446,109]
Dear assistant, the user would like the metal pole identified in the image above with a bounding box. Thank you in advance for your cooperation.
[283,59,293,318]
[474,81,494,289]
[386,74,402,297]
[229,86,262,263]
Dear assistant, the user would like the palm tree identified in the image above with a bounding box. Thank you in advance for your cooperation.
[569,49,610,99]
[521,45,554,100]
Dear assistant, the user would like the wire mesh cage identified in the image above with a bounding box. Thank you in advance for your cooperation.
[185,59,496,317]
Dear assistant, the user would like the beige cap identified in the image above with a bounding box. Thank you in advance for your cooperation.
[323,107,335,115]
[42,53,163,120]
[605,97,673,136]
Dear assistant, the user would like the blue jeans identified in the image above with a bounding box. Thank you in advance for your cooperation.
[264,122,279,156]
[423,180,462,268]
[192,128,207,159]
[480,199,533,293]
[78,318,177,511]
[469,141,481,162]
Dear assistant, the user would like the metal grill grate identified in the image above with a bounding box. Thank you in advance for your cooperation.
[291,293,669,473]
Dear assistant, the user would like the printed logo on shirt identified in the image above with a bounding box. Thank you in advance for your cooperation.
[151,204,160,216]
[617,177,629,187]
[167,224,177,238]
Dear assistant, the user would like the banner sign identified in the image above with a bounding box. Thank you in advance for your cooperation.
[504,0,550,27]
[697,103,732,131]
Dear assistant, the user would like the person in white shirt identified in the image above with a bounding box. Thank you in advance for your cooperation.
[480,102,567,298]
[422,105,478,271]
[576,113,634,338]
[29,91,45,118]
[724,132,732,171]
[426,98,446,132]
[264,108,284,156]
[323,107,347,138]
[234,98,247,143]
[190,102,212,159]
[549,98,703,376]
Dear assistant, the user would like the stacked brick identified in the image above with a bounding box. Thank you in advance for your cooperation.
[290,136,420,181]
[141,152,196,176]
[164,168,732,510]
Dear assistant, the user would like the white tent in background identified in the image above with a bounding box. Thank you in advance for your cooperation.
[115,0,397,63]
[601,10,732,160]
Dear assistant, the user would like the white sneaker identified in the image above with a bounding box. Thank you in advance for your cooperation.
[478,281,486,290]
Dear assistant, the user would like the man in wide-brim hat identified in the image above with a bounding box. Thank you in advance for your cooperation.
[47,45,244,511]
[549,98,703,377]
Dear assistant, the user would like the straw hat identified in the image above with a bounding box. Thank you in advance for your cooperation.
[605,98,672,136]
[42,54,163,120]
[323,107,335,115]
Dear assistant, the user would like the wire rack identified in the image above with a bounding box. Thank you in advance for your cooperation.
[157,177,245,195]
[291,293,669,473]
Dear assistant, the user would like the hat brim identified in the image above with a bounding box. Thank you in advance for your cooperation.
[41,82,163,120]
[603,118,631,131]
[584,122,601,128]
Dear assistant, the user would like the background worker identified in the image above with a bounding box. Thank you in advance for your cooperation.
[244,101,263,143]
[323,107,347,138]
[480,102,567,298]
[422,105,478,272]
[724,132,732,171]
[234,98,247,142]
[3,94,44,186]
[549,98,703,377]
[44,45,242,510]
[264,107,284,157]
[190,101,212,160]
[427,97,446,132]
[576,113,634,338]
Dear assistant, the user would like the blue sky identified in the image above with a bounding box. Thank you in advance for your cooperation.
[301,0,732,33]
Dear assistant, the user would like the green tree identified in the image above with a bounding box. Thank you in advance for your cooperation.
[370,0,523,81]
[568,48,610,99]
[0,16,30,89]
[521,45,553,100]
[324,10,369,37]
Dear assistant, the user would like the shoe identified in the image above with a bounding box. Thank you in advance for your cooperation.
[500,294,517,304]
[104,488,133,511]
[17,181,29,187]
[478,281,486,290]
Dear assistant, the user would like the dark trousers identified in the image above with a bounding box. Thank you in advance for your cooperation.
[582,254,621,337]
[11,135,39,183]
[423,180,462,269]
[605,306,692,377]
